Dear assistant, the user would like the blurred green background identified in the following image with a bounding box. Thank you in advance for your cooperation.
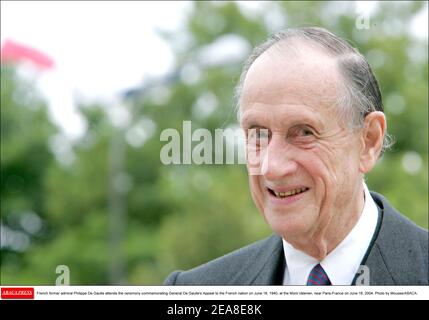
[1,1,427,285]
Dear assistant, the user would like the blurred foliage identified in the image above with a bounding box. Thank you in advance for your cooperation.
[1,1,427,285]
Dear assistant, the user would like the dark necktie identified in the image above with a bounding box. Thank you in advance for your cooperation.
[307,264,331,285]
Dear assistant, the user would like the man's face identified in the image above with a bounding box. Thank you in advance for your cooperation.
[240,44,365,242]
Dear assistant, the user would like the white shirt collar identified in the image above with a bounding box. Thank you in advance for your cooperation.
[282,182,379,285]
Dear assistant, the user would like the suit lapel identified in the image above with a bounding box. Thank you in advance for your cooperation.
[231,234,285,285]
[251,235,285,285]
[351,193,395,285]
[363,243,396,285]
[354,192,399,285]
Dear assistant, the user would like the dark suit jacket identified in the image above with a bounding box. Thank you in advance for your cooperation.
[164,192,428,285]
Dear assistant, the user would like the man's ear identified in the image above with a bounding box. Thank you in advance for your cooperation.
[359,111,386,174]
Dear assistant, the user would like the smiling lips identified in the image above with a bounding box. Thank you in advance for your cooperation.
[268,187,309,198]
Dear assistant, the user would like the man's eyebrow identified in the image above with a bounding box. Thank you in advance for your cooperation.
[248,124,268,129]
[241,112,322,129]
[242,121,267,131]
[240,112,267,127]
[286,117,322,128]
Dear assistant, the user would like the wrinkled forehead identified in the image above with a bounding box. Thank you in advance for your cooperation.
[240,40,342,112]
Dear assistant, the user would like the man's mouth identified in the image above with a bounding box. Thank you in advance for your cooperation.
[268,187,309,198]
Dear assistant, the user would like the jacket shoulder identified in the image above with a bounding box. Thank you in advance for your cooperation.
[164,234,282,285]
[369,192,428,285]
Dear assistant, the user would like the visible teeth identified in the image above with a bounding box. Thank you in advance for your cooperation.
[274,187,307,198]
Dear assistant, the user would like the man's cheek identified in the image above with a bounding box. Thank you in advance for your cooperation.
[304,161,337,212]
[303,154,339,188]
[249,177,265,211]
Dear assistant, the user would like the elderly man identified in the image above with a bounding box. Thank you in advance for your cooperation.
[164,27,428,285]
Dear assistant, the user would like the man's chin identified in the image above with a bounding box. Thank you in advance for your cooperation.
[269,218,314,241]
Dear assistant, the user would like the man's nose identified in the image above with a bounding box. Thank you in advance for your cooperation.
[261,135,298,181]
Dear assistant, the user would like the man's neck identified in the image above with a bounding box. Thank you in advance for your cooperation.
[286,184,365,260]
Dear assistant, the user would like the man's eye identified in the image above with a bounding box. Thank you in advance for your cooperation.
[247,128,270,144]
[256,129,269,139]
[288,125,316,141]
[301,128,314,136]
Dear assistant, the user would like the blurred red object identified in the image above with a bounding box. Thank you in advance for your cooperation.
[1,39,55,70]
